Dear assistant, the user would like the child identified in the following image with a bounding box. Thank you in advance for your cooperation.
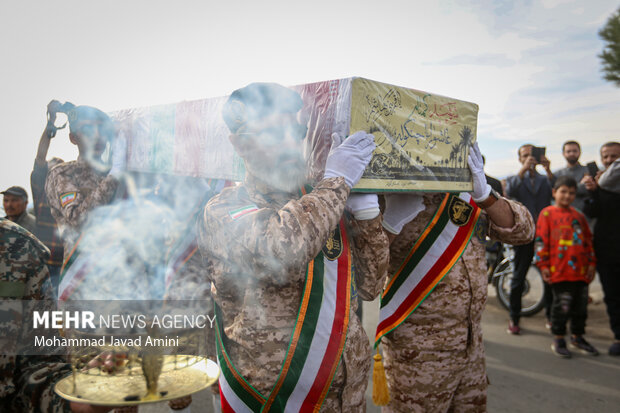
[535,176,598,358]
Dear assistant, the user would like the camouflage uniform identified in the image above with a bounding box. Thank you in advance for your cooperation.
[382,194,534,413]
[198,175,389,412]
[44,158,118,261]
[0,218,71,412]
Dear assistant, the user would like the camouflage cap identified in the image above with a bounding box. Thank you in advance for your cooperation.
[222,82,303,134]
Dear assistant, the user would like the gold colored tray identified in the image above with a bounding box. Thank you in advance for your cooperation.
[55,356,219,406]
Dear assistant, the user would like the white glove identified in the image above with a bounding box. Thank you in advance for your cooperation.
[323,131,376,189]
[108,133,127,178]
[382,193,425,235]
[468,143,491,203]
[346,193,379,220]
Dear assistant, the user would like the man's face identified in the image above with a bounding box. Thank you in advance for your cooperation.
[72,119,115,163]
[236,112,309,192]
[518,146,535,167]
[562,144,580,165]
[600,144,620,168]
[2,194,27,219]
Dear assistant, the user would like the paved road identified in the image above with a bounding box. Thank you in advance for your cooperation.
[140,278,619,412]
[484,279,620,413]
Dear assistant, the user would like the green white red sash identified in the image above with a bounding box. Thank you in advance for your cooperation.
[374,193,481,346]
[216,220,352,412]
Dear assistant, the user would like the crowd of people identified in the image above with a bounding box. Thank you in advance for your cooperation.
[1,87,618,413]
[498,140,620,360]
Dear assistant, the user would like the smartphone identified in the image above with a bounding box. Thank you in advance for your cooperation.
[531,146,546,163]
[586,161,599,176]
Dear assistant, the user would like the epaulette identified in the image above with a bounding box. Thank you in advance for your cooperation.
[0,218,51,260]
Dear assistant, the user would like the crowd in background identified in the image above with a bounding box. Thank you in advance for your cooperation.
[487,140,620,358]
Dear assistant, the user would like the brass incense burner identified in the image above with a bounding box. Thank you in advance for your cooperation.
[54,329,219,406]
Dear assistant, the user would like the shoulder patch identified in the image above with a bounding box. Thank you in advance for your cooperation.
[229,204,259,220]
[60,192,77,207]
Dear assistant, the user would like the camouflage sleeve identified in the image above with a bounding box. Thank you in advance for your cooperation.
[347,215,389,301]
[488,197,535,246]
[45,167,118,229]
[202,177,349,284]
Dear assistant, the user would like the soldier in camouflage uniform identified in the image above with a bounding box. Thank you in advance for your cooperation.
[198,83,389,412]
[379,145,535,412]
[44,103,121,262]
[42,104,145,413]
[0,217,71,412]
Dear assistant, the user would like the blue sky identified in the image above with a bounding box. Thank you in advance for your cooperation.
[1,0,618,200]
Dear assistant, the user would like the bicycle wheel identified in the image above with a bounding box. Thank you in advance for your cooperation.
[495,263,546,317]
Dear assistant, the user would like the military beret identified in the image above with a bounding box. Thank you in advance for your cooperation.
[222,82,303,134]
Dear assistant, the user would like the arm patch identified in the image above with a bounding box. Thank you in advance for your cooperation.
[228,204,259,220]
[60,192,77,207]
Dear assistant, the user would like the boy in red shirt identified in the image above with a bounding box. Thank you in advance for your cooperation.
[535,176,598,357]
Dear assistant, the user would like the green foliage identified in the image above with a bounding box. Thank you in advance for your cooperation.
[599,7,620,87]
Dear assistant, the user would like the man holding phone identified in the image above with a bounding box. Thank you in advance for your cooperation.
[554,140,592,212]
[505,144,555,333]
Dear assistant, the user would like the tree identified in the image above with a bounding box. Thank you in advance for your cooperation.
[598,7,620,87]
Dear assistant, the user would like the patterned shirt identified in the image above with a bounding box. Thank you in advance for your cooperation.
[535,205,596,283]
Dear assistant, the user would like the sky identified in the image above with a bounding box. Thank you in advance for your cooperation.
[1,0,619,206]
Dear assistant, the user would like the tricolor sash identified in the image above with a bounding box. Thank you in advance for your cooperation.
[374,193,480,346]
[216,220,352,412]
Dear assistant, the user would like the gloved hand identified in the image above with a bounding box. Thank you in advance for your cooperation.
[346,193,379,220]
[108,132,127,178]
[323,131,376,189]
[382,193,425,235]
[468,143,491,203]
